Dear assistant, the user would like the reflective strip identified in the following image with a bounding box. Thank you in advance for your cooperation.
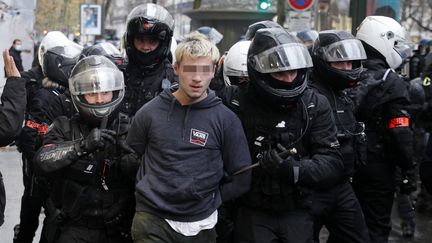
[382,68,393,81]
[25,120,49,135]
[293,166,300,184]
[424,77,431,86]
[388,117,409,129]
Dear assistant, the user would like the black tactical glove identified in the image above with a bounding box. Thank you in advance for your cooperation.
[260,144,295,177]
[80,128,116,153]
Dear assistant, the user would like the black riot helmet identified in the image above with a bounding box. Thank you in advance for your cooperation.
[43,44,83,87]
[124,3,174,70]
[296,30,318,49]
[247,28,313,106]
[80,42,127,71]
[245,20,283,40]
[311,30,367,90]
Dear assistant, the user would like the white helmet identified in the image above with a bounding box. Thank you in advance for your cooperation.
[356,16,411,69]
[223,40,251,86]
[38,31,83,74]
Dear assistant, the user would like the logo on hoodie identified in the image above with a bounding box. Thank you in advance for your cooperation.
[190,129,209,146]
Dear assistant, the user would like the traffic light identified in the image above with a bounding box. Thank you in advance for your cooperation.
[258,0,271,10]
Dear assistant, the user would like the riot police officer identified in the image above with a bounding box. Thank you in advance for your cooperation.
[34,56,138,243]
[13,31,81,243]
[120,3,176,116]
[221,28,343,243]
[353,16,415,243]
[309,30,370,243]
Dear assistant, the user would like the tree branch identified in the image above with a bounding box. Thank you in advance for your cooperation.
[409,14,432,32]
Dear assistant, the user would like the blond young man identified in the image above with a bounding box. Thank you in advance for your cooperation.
[126,33,252,243]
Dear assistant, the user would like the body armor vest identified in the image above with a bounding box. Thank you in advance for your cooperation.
[120,59,175,116]
[310,81,364,177]
[52,115,134,225]
[229,86,315,211]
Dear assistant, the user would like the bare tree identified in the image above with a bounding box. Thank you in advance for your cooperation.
[400,0,432,35]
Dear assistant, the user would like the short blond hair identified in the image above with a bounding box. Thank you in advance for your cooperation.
[175,32,220,64]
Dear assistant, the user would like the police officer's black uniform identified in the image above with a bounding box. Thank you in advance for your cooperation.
[308,30,370,243]
[14,49,75,243]
[352,54,414,243]
[221,28,343,243]
[120,4,176,117]
[34,56,138,243]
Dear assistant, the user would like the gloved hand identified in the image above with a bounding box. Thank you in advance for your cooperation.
[260,148,284,174]
[399,173,417,195]
[260,144,295,176]
[80,128,116,153]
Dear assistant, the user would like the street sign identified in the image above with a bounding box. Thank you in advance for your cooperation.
[287,0,316,11]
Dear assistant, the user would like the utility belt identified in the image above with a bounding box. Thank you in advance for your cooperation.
[25,119,49,135]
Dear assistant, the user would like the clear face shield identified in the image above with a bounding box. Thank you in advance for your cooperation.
[96,42,122,56]
[250,43,313,73]
[126,3,174,32]
[69,67,124,115]
[320,39,367,62]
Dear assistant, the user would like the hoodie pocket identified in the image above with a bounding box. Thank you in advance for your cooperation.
[138,173,204,202]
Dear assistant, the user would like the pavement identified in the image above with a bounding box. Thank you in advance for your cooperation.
[0,147,431,243]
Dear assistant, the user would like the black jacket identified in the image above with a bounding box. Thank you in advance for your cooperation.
[309,77,363,178]
[0,76,27,226]
[120,59,176,116]
[34,114,138,226]
[0,77,27,146]
[356,58,413,170]
[16,65,73,161]
[220,85,343,211]
[9,47,23,72]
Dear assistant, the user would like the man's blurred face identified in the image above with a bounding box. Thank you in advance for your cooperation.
[173,55,215,104]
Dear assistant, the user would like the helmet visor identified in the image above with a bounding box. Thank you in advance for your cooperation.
[97,42,121,56]
[69,67,124,95]
[394,40,414,61]
[322,39,367,62]
[127,4,174,31]
[251,43,313,73]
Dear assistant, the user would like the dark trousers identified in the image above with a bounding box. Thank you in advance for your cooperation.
[311,181,370,243]
[353,162,395,243]
[57,225,131,243]
[131,211,217,243]
[233,206,314,243]
[216,202,236,243]
[14,157,46,243]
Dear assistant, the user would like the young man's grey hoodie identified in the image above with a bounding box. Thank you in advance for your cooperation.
[127,88,251,222]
